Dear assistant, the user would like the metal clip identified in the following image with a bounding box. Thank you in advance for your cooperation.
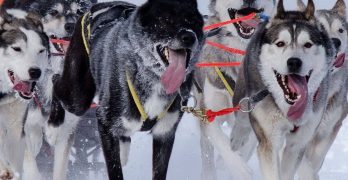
[181,106,209,123]
[239,97,255,113]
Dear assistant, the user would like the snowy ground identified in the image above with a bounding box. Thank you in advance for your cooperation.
[84,101,348,180]
[78,0,348,179]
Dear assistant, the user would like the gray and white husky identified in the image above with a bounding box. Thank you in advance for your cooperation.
[193,0,274,179]
[0,8,49,180]
[296,0,348,179]
[231,0,336,179]
[51,0,204,179]
[15,1,92,180]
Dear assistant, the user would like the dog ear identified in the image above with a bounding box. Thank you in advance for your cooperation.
[275,0,285,19]
[297,0,306,11]
[332,0,346,18]
[0,7,12,26]
[304,0,315,20]
[26,11,44,32]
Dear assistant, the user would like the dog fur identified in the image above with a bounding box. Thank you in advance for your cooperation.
[51,0,204,179]
[193,0,274,179]
[0,8,49,180]
[230,0,336,179]
[295,0,348,179]
[9,1,94,180]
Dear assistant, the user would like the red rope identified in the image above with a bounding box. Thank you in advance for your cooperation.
[203,13,257,31]
[206,105,240,122]
[0,0,4,6]
[196,62,241,67]
[50,38,70,45]
[206,41,246,55]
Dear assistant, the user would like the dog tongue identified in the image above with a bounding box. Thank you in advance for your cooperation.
[333,53,345,68]
[240,18,261,28]
[13,80,31,94]
[287,74,308,121]
[161,49,187,94]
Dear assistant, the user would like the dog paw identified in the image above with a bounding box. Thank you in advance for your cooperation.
[0,170,14,180]
[230,131,250,151]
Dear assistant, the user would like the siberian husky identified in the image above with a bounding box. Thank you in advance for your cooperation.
[51,0,204,179]
[0,8,49,180]
[193,0,274,179]
[231,0,336,179]
[296,0,348,179]
[11,1,93,180]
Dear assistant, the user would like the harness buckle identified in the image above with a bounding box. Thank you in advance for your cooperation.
[239,97,255,113]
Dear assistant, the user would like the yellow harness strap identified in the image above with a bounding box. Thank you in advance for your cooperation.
[81,12,91,55]
[126,71,176,121]
[214,66,234,96]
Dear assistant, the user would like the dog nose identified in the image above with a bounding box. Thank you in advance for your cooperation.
[29,68,41,80]
[331,38,341,50]
[65,23,75,34]
[287,58,302,73]
[179,30,196,47]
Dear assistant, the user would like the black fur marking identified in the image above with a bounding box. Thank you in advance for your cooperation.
[0,92,7,99]
[48,94,66,127]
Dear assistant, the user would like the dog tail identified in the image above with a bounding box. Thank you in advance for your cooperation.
[52,14,96,116]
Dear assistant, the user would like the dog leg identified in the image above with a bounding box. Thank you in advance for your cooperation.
[200,122,217,180]
[202,121,252,180]
[120,136,131,167]
[298,121,343,180]
[280,145,305,180]
[230,111,257,161]
[52,134,74,180]
[152,131,176,180]
[22,109,44,180]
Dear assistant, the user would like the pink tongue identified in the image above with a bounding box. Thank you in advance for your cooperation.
[161,49,187,94]
[13,80,31,94]
[287,74,308,121]
[333,53,345,68]
[240,19,261,28]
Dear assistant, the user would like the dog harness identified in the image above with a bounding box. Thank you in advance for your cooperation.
[125,71,176,122]
[81,12,91,55]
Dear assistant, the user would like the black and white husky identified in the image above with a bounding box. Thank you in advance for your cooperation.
[10,1,93,180]
[51,0,204,179]
[296,0,348,179]
[0,8,49,180]
[231,0,336,179]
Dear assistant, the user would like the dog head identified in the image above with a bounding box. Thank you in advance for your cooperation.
[210,0,274,40]
[133,0,204,95]
[298,0,348,73]
[0,8,49,100]
[25,0,91,55]
[257,0,334,124]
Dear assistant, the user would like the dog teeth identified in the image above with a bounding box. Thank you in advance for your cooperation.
[164,48,169,60]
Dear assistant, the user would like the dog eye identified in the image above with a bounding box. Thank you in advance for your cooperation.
[39,49,45,54]
[304,42,313,48]
[339,28,344,33]
[276,41,285,48]
[12,47,22,52]
[49,10,59,16]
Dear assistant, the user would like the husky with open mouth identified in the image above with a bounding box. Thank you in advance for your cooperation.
[51,0,204,179]
[296,0,348,179]
[231,0,336,179]
[10,1,94,180]
[0,8,49,180]
[193,0,274,179]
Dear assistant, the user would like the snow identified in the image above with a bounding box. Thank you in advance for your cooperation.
[83,0,348,179]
